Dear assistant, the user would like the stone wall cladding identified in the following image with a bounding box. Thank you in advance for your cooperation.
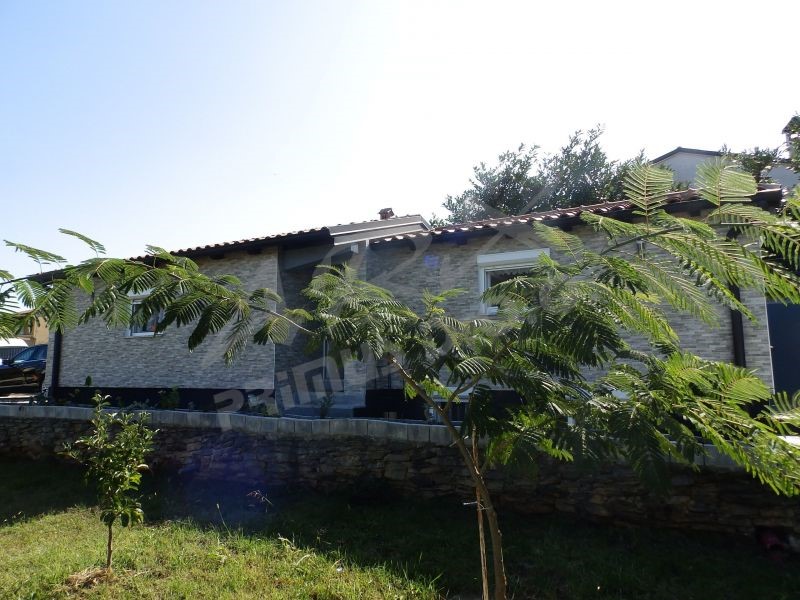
[366,224,774,386]
[43,216,775,399]
[1,406,797,538]
[45,249,279,391]
[274,252,370,409]
[274,265,319,407]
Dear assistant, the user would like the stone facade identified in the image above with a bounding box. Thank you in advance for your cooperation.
[1,405,798,538]
[366,223,774,388]
[45,249,279,393]
[44,213,776,405]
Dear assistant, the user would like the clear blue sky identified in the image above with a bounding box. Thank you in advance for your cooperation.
[2,0,798,278]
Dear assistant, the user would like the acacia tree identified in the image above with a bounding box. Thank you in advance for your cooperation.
[297,162,800,599]
[3,164,800,599]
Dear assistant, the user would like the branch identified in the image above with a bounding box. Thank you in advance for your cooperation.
[386,353,483,480]
[599,225,684,256]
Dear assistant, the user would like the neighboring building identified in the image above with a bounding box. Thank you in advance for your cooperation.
[17,311,49,346]
[651,147,722,187]
[43,186,789,414]
[652,146,800,192]
[0,313,48,364]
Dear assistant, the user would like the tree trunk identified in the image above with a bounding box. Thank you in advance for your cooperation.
[481,496,507,600]
[473,430,490,600]
[389,356,508,599]
[460,443,507,599]
[106,522,113,571]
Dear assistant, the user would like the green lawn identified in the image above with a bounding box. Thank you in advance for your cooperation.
[1,458,799,599]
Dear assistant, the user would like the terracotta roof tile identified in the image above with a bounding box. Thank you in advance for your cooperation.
[369,188,782,246]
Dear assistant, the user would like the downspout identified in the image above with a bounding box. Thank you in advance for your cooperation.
[727,228,747,367]
[50,329,63,394]
[729,285,747,367]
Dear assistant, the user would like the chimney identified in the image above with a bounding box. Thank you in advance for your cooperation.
[378,207,395,220]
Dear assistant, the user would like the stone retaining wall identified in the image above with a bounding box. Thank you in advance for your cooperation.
[1,405,798,537]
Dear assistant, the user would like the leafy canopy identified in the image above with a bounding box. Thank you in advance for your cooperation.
[436,127,644,225]
[63,394,156,569]
[309,162,800,495]
[64,395,156,531]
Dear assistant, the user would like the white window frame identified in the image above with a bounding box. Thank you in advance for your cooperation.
[478,248,549,315]
[126,294,165,337]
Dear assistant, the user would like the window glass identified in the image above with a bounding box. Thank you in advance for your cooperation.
[485,266,531,289]
[12,347,36,362]
[129,301,164,336]
[482,266,536,315]
[477,248,549,316]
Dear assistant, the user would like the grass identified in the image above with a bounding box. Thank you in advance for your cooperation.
[1,458,799,599]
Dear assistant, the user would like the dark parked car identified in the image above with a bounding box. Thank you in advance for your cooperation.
[0,344,47,395]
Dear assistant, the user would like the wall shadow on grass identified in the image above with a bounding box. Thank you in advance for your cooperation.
[140,472,800,600]
[5,459,800,599]
[0,458,93,524]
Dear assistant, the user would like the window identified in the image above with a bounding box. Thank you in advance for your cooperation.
[478,248,549,315]
[128,300,164,337]
[11,346,36,363]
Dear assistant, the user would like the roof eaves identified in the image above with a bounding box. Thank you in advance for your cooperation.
[369,188,782,247]
[651,147,723,163]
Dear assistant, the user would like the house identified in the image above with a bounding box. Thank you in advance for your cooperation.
[43,186,790,415]
[652,147,800,192]
[17,311,49,346]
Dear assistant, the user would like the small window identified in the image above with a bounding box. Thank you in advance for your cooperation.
[128,300,164,337]
[478,248,549,315]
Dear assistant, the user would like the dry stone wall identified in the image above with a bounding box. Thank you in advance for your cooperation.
[1,405,797,537]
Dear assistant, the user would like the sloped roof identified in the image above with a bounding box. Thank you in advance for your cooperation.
[131,215,429,259]
[370,187,783,246]
[135,225,329,259]
[651,147,722,163]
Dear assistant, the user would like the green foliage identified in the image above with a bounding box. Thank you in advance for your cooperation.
[438,128,644,224]
[786,114,800,173]
[315,394,336,419]
[1,229,297,363]
[538,127,644,211]
[63,394,156,568]
[303,162,800,500]
[722,145,782,182]
[158,386,180,410]
[696,159,758,205]
[441,144,544,224]
[623,163,673,219]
